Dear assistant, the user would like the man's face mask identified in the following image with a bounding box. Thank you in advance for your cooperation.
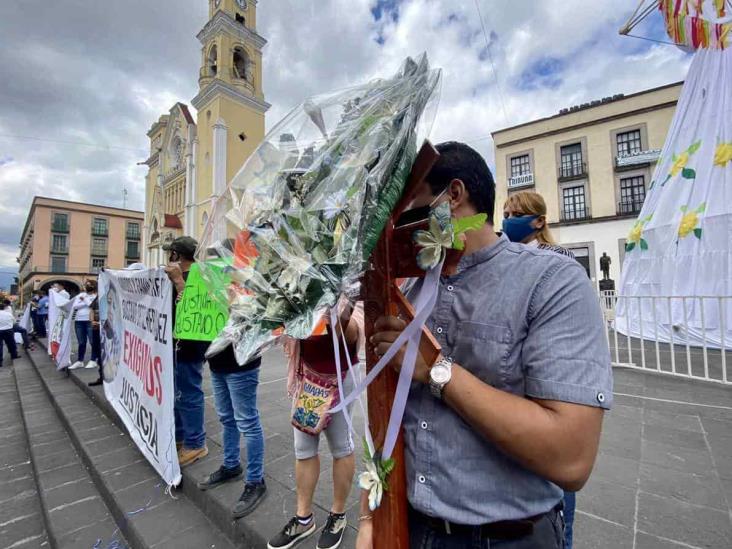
[397,188,450,227]
[502,215,538,243]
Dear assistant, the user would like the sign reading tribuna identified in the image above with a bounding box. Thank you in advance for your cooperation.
[174,262,229,341]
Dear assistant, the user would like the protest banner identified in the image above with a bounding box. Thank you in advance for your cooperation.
[173,261,229,342]
[48,289,74,370]
[99,267,181,487]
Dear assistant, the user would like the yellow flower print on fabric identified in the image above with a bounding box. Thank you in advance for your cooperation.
[714,142,732,167]
[670,151,689,176]
[626,214,652,252]
[662,140,701,186]
[678,203,705,240]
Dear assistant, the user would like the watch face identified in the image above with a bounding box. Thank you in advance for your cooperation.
[431,365,450,384]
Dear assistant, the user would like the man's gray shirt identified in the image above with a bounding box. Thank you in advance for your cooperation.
[403,234,613,525]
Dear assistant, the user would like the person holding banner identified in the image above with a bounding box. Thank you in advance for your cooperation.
[69,280,100,370]
[269,303,363,549]
[36,291,49,338]
[356,142,612,549]
[164,236,210,467]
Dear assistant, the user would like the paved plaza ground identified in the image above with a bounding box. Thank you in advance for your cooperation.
[1,341,731,548]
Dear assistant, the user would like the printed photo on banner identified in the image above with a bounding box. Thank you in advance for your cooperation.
[99,267,181,487]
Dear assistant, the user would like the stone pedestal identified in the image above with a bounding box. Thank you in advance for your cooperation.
[599,278,615,292]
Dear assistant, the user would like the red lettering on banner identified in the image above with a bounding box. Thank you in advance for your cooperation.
[123,330,164,406]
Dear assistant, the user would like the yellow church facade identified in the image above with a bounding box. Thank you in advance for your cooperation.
[143,0,269,265]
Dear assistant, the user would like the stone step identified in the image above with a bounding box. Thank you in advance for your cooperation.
[13,356,126,548]
[0,360,49,549]
[23,347,241,549]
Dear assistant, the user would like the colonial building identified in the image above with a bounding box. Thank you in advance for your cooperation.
[143,0,269,265]
[18,197,144,303]
[493,82,682,286]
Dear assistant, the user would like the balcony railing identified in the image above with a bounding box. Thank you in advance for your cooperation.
[126,228,141,240]
[560,207,591,222]
[91,226,108,237]
[51,245,68,255]
[617,199,645,216]
[51,222,69,233]
[91,247,108,257]
[558,162,587,180]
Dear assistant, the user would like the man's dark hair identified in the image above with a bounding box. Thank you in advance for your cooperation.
[427,142,495,222]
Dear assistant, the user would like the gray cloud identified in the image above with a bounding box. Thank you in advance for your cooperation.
[0,0,689,287]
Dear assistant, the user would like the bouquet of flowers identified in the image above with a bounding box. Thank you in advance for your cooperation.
[199,54,441,364]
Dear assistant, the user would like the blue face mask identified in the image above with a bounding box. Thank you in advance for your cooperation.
[502,215,538,243]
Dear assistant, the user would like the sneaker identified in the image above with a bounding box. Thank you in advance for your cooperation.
[88,379,103,387]
[317,513,347,549]
[69,361,84,370]
[268,515,317,549]
[85,360,99,369]
[232,480,267,519]
[197,464,243,490]
[178,446,209,467]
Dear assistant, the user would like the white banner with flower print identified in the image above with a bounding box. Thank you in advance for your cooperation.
[617,47,732,348]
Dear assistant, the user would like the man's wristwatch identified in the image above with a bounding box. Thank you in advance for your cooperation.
[429,356,453,399]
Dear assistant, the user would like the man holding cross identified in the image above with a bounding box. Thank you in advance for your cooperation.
[358,142,613,548]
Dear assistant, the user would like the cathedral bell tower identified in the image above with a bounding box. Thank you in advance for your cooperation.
[192,0,269,238]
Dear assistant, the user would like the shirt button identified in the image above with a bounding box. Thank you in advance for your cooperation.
[418,475,426,484]
[447,285,454,292]
[597,392,606,404]
[420,421,428,430]
[436,327,443,334]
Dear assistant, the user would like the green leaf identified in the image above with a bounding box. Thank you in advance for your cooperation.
[697,202,706,213]
[682,168,696,179]
[661,174,672,186]
[381,458,396,476]
[688,140,702,154]
[640,239,648,251]
[694,228,703,239]
[649,180,656,190]
[451,213,487,249]
[625,242,636,252]
[362,438,372,461]
[680,205,688,212]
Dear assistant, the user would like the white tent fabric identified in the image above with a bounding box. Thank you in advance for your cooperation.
[616,47,732,348]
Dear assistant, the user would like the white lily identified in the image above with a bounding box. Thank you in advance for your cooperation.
[358,460,384,511]
[322,190,349,220]
[413,215,454,270]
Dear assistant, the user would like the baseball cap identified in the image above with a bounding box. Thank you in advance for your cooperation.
[162,236,198,258]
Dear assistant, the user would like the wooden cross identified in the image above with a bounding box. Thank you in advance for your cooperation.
[363,141,460,548]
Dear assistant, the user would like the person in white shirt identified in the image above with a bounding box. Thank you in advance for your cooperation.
[0,301,19,365]
[69,280,100,370]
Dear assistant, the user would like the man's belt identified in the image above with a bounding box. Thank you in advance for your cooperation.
[409,503,560,541]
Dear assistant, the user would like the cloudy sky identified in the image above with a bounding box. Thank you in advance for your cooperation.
[0,0,690,289]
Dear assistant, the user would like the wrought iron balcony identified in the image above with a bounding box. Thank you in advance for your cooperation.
[558,162,587,181]
[51,222,69,233]
[617,199,645,216]
[560,207,591,223]
[91,226,108,237]
[126,228,141,240]
[615,149,661,170]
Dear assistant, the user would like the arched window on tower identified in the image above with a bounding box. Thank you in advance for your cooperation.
[232,46,253,83]
[208,45,217,76]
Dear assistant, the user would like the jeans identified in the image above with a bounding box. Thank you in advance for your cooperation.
[211,368,265,483]
[0,329,19,362]
[75,320,95,362]
[91,327,103,379]
[562,492,575,549]
[13,324,30,349]
[409,507,565,549]
[36,314,48,337]
[174,357,206,449]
